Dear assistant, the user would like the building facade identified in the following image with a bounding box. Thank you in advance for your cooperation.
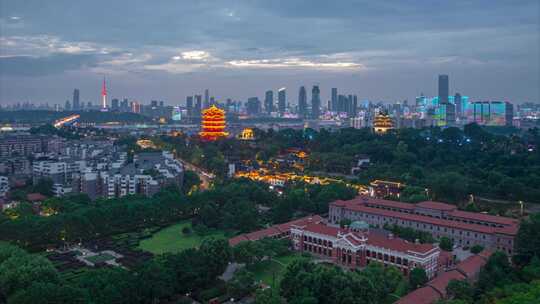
[329,196,518,255]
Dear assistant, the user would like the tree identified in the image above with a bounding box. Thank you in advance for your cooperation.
[233,241,265,266]
[32,178,54,196]
[440,237,454,251]
[9,282,85,304]
[470,245,484,254]
[135,260,175,302]
[227,269,256,299]
[182,170,201,194]
[446,279,474,302]
[514,212,540,266]
[255,288,283,304]
[477,251,515,293]
[199,238,232,278]
[409,268,428,290]
[0,254,60,297]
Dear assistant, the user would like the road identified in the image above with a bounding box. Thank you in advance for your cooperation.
[178,158,214,190]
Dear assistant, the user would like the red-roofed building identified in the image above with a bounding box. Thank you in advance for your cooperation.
[26,193,47,202]
[329,196,518,255]
[289,221,440,278]
[396,250,493,304]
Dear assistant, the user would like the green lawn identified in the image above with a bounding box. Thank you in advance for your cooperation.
[138,221,226,254]
[248,253,311,289]
[86,253,115,264]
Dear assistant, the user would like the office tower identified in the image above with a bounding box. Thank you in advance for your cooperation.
[298,86,307,118]
[246,97,261,116]
[204,89,209,108]
[331,88,338,111]
[438,74,449,105]
[210,96,215,106]
[159,101,164,107]
[455,93,462,118]
[121,98,129,112]
[111,98,119,111]
[101,78,108,109]
[195,95,202,116]
[186,96,194,117]
[64,100,71,111]
[72,89,80,110]
[278,88,286,114]
[352,95,358,118]
[151,100,158,108]
[87,102,92,109]
[264,90,274,114]
[311,85,321,119]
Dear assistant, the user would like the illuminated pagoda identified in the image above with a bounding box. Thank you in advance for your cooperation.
[199,105,229,141]
[238,128,255,140]
[373,110,394,134]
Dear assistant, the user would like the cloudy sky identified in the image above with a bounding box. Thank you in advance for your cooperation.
[0,0,539,106]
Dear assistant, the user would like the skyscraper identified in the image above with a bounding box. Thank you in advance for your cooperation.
[438,74,449,105]
[331,88,338,111]
[454,93,462,118]
[186,96,194,117]
[101,78,108,109]
[195,95,202,116]
[264,90,274,114]
[246,97,261,115]
[73,89,80,110]
[204,89,209,108]
[111,98,119,111]
[298,86,307,118]
[278,88,286,114]
[311,85,321,119]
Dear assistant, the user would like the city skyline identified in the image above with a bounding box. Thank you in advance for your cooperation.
[0,1,539,105]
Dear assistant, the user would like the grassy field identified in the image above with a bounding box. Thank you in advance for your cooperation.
[248,253,312,289]
[138,221,226,254]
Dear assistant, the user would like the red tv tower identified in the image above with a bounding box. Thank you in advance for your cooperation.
[101,77,108,109]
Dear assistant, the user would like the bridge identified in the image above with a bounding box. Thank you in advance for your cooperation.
[53,114,80,128]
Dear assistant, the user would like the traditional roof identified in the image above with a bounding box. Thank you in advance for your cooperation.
[416,201,457,211]
[332,196,519,236]
[394,286,441,304]
[26,193,47,202]
[456,251,492,279]
[427,270,466,298]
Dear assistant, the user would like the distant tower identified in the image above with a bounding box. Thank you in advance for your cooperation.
[311,85,321,119]
[101,78,108,109]
[438,74,449,104]
[298,86,307,118]
[278,88,286,114]
[331,88,338,111]
[264,90,274,114]
[73,89,80,110]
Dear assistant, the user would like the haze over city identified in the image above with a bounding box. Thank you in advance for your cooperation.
[1,0,539,105]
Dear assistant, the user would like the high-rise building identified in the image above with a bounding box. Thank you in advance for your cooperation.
[438,75,449,105]
[195,95,202,116]
[120,98,129,112]
[298,86,308,118]
[455,93,462,118]
[111,98,119,111]
[278,88,286,114]
[311,85,321,119]
[331,88,338,111]
[186,96,194,117]
[73,89,80,110]
[265,90,274,114]
[246,97,261,116]
[472,101,513,126]
[64,100,71,111]
[204,89,209,108]
[101,78,108,109]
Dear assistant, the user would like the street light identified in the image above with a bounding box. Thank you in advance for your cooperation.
[519,201,524,217]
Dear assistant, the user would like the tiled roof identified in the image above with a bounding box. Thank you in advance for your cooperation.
[448,210,518,226]
[394,286,441,304]
[332,196,518,236]
[417,201,457,211]
[302,222,340,237]
[456,251,492,279]
[427,270,466,298]
[26,193,47,202]
[228,215,323,246]
[367,232,437,255]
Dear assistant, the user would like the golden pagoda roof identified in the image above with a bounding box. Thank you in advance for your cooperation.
[201,104,225,115]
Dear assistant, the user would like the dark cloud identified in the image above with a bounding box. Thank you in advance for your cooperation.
[0,0,538,103]
[0,54,100,76]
